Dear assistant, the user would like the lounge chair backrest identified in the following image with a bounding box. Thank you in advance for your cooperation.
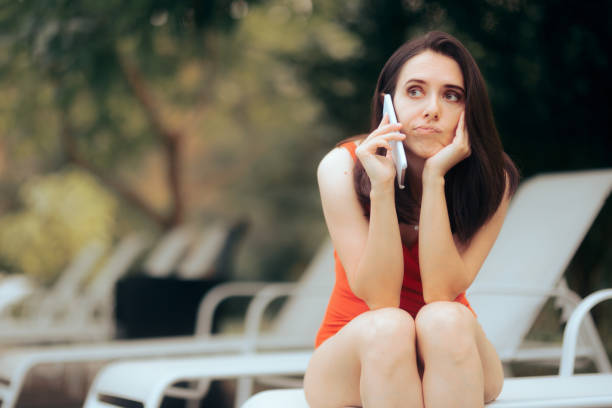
[75,233,150,320]
[143,225,197,278]
[468,169,612,356]
[35,241,105,319]
[0,275,34,315]
[269,240,335,341]
[260,169,612,354]
[177,224,229,279]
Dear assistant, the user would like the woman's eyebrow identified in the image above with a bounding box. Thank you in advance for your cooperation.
[445,84,465,93]
[404,79,465,93]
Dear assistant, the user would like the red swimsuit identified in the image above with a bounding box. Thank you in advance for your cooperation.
[314,141,474,348]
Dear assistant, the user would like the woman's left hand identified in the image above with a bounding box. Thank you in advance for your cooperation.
[423,111,471,179]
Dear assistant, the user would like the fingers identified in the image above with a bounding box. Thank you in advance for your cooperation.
[455,111,471,157]
[454,111,464,137]
[378,112,390,128]
[357,133,405,162]
[357,113,405,161]
[362,132,404,150]
[369,123,402,140]
[366,114,403,143]
[363,137,393,153]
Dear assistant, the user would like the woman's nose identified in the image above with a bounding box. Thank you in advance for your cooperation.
[423,96,440,120]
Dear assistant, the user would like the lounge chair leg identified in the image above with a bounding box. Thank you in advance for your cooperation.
[186,398,199,408]
[557,281,612,373]
[502,362,514,377]
[235,377,254,408]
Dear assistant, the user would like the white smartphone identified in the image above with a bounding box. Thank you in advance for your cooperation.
[382,93,407,189]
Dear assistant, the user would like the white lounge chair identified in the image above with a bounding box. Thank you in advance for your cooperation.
[0,274,36,316]
[468,169,612,372]
[176,223,231,279]
[0,223,223,346]
[0,242,104,320]
[81,289,612,408]
[0,235,144,345]
[0,239,335,408]
[141,224,199,278]
[78,168,612,408]
[240,289,612,408]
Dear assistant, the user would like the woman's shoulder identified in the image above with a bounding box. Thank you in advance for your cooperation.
[317,140,362,200]
[317,146,353,186]
[318,140,360,176]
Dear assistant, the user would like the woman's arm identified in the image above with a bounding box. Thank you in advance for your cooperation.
[418,112,512,302]
[418,172,511,303]
[318,120,406,309]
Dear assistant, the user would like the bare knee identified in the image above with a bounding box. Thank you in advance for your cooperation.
[415,302,476,362]
[304,308,416,408]
[359,308,416,346]
[358,308,417,367]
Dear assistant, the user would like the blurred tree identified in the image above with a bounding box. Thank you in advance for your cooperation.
[0,0,261,229]
[0,0,359,282]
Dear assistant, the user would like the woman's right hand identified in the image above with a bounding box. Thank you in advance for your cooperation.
[355,114,406,192]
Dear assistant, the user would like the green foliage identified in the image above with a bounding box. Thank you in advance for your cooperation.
[0,168,117,284]
[177,0,352,280]
[0,0,259,170]
[0,0,350,282]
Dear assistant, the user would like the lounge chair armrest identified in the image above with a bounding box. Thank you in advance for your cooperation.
[468,284,581,314]
[195,282,272,336]
[468,285,572,300]
[242,283,300,351]
[559,288,612,376]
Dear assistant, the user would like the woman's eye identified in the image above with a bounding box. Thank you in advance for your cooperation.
[445,92,461,102]
[408,88,423,97]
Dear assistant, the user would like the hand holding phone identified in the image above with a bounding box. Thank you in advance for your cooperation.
[382,94,407,189]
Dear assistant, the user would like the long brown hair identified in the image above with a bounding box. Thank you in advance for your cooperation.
[343,31,520,244]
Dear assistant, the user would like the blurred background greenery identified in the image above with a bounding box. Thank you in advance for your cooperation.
[0,0,610,351]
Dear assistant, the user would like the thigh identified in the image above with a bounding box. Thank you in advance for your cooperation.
[472,319,504,402]
[305,308,420,408]
[303,317,365,408]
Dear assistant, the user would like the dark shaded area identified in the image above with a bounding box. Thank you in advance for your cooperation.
[115,276,224,338]
[214,219,250,280]
[294,1,612,175]
[99,394,144,408]
[160,381,232,408]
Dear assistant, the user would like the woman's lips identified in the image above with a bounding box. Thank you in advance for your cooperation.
[413,126,442,134]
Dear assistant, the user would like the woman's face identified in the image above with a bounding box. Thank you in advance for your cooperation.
[392,50,465,159]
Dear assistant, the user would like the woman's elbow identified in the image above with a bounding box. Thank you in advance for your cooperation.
[365,297,401,310]
[422,270,470,304]
[422,283,466,304]
[423,290,455,304]
[352,283,400,310]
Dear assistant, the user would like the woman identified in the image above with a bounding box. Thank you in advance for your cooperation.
[304,31,519,408]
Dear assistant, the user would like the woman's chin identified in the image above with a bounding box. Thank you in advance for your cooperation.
[404,144,443,160]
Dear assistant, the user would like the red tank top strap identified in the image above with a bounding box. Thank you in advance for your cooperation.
[340,141,358,163]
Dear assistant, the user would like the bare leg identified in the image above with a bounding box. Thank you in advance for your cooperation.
[415,302,504,408]
[304,307,424,408]
[359,308,423,407]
